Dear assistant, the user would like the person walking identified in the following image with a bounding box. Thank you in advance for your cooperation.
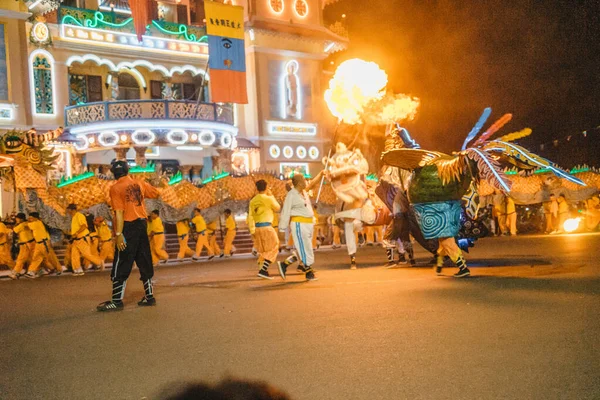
[192,208,214,260]
[96,160,160,312]
[556,194,570,233]
[247,179,281,279]
[95,216,114,269]
[8,213,34,279]
[277,174,320,281]
[0,219,15,270]
[176,218,194,260]
[24,212,62,278]
[67,204,103,274]
[148,209,169,266]
[505,196,517,236]
[206,219,223,258]
[329,214,341,249]
[222,209,236,256]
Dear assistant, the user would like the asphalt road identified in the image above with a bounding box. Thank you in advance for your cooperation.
[1,234,599,400]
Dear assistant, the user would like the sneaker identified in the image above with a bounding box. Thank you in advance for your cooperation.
[192,256,200,261]
[385,261,398,269]
[24,272,38,279]
[73,269,85,276]
[8,271,18,280]
[219,253,224,258]
[208,255,215,261]
[410,259,416,266]
[96,300,124,312]
[137,296,156,307]
[350,261,357,270]
[257,269,274,280]
[398,253,408,265]
[435,266,443,276]
[305,271,318,281]
[296,265,308,273]
[160,259,168,264]
[251,249,258,257]
[453,267,471,278]
[277,261,288,280]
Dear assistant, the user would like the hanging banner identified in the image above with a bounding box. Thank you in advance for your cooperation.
[204,1,248,104]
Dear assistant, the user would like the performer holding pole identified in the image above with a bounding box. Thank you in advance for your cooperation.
[97,160,159,312]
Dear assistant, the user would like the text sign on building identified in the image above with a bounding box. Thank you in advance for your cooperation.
[266,121,317,136]
[60,25,208,57]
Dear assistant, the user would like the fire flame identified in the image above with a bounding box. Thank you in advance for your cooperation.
[324,58,420,125]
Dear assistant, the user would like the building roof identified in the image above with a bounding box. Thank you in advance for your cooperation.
[247,18,349,45]
[235,138,259,149]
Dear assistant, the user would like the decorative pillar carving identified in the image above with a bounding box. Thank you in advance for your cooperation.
[72,153,85,175]
[134,147,147,167]
[109,71,119,101]
[179,165,192,181]
[164,77,173,100]
[114,147,128,160]
[191,165,203,181]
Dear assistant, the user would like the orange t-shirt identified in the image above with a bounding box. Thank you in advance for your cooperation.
[110,176,159,222]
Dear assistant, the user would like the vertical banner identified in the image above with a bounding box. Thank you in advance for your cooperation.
[204,1,248,104]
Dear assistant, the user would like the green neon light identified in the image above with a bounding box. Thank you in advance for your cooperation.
[169,171,183,186]
[533,168,552,175]
[57,171,94,188]
[151,21,207,43]
[202,172,230,185]
[570,167,590,174]
[505,170,518,175]
[130,163,156,174]
[366,173,379,182]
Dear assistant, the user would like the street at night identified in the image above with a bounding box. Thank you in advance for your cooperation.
[2,234,599,400]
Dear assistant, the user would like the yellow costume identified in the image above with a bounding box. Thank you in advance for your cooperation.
[223,214,237,255]
[505,197,517,236]
[176,220,194,259]
[192,214,213,257]
[586,196,600,231]
[148,216,169,265]
[247,193,280,264]
[71,211,102,271]
[207,220,222,256]
[12,222,34,274]
[28,220,61,273]
[97,222,114,267]
[0,222,15,268]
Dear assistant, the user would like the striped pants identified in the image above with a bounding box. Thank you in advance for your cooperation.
[291,221,314,267]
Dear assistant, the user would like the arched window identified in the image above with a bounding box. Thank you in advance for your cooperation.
[117,72,141,100]
[30,50,55,115]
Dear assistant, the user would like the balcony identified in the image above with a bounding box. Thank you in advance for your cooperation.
[65,99,233,128]
[57,6,208,57]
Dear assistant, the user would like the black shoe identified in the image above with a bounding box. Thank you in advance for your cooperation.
[385,261,398,269]
[257,269,274,280]
[306,271,318,281]
[435,266,443,276]
[454,267,471,278]
[398,253,408,265]
[96,300,124,312]
[296,264,308,273]
[208,255,215,261]
[138,296,156,306]
[277,261,287,280]
[410,259,416,266]
[219,253,224,258]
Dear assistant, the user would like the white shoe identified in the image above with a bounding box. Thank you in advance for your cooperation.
[73,269,85,276]
[192,256,200,261]
[25,272,38,279]
[8,271,18,280]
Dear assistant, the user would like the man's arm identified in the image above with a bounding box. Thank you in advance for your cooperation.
[279,194,292,232]
[142,180,160,200]
[115,210,126,251]
[306,170,325,191]
[268,195,281,213]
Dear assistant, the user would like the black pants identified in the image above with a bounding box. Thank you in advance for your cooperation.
[111,219,154,282]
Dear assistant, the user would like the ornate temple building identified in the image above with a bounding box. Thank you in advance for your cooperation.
[0,0,348,187]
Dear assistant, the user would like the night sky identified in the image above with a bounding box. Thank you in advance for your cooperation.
[324,0,600,167]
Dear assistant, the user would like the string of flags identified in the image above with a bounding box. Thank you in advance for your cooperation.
[537,125,600,151]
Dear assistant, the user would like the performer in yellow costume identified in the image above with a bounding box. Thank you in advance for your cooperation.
[148,209,169,265]
[67,204,103,275]
[0,219,15,270]
[176,218,194,260]
[192,208,214,260]
[9,213,34,279]
[207,219,223,258]
[95,216,114,270]
[25,212,62,278]
[223,209,236,256]
[247,179,281,279]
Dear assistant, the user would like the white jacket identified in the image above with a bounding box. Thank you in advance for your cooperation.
[279,188,314,230]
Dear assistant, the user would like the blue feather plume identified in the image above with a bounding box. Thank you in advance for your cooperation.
[462,107,492,150]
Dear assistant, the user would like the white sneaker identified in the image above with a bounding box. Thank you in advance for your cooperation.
[73,269,85,276]
[8,271,18,280]
[25,272,38,279]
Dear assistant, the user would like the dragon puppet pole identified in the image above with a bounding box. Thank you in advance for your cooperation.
[316,122,341,203]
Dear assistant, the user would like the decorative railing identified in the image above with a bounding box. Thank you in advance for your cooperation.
[58,6,207,43]
[65,100,234,127]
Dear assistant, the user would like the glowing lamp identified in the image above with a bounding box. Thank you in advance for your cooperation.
[563,218,580,233]
[120,134,128,142]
